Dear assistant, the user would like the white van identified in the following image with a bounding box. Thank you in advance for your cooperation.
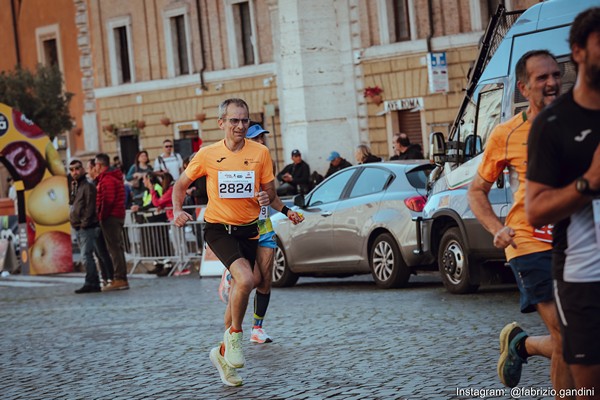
[417,0,600,294]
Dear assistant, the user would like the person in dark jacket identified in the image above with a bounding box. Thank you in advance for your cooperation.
[389,133,424,160]
[95,153,129,292]
[355,144,382,164]
[276,149,311,196]
[324,151,353,178]
[69,159,103,294]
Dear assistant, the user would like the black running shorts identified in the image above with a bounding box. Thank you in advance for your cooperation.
[555,280,600,364]
[203,221,259,269]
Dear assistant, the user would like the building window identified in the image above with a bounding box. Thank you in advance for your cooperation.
[392,0,411,42]
[107,17,135,85]
[36,24,63,70]
[164,7,193,77]
[225,0,259,68]
[378,0,416,45]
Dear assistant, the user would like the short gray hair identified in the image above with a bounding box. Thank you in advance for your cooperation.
[218,98,249,119]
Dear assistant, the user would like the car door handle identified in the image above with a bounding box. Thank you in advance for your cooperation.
[321,211,332,217]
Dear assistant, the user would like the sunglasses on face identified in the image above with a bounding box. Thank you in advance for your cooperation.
[222,118,251,126]
[164,145,173,148]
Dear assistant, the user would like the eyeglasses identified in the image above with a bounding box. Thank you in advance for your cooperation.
[222,118,251,125]
[164,145,173,148]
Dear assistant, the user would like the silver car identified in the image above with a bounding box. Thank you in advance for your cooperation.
[271,160,435,289]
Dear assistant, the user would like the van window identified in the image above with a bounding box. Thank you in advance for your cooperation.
[476,83,503,152]
[457,97,477,145]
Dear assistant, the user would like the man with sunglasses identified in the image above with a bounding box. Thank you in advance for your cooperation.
[69,159,102,293]
[154,139,184,180]
[172,99,302,387]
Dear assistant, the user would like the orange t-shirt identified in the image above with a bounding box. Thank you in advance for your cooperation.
[477,112,552,261]
[185,139,275,225]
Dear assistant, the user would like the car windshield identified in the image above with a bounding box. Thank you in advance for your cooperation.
[406,167,432,189]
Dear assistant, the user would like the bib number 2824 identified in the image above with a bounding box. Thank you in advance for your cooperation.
[218,171,255,198]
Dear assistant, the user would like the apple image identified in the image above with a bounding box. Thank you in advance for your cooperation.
[29,231,73,274]
[26,215,36,246]
[45,142,66,176]
[12,109,45,139]
[0,141,46,190]
[27,176,70,226]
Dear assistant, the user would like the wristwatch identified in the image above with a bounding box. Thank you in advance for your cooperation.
[575,177,600,196]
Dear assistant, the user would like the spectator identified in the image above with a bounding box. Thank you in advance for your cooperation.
[69,159,103,294]
[526,7,600,393]
[390,133,424,160]
[324,151,352,178]
[84,158,114,287]
[112,156,125,173]
[147,172,175,221]
[276,149,311,196]
[355,144,381,164]
[154,139,184,180]
[126,150,153,206]
[182,152,208,206]
[94,153,129,292]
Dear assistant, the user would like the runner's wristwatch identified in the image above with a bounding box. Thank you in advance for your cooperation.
[575,177,600,196]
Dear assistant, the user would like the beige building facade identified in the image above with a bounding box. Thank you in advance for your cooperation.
[1,0,540,176]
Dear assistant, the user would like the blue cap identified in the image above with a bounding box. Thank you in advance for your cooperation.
[246,124,270,139]
[327,151,340,161]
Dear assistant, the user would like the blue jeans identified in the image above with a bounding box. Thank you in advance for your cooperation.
[77,227,101,287]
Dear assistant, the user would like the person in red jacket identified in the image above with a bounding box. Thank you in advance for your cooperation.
[94,153,129,291]
[148,172,174,221]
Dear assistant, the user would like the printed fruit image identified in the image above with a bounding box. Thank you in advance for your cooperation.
[45,142,66,176]
[12,109,45,139]
[0,141,46,190]
[26,215,36,246]
[27,176,69,226]
[29,231,73,274]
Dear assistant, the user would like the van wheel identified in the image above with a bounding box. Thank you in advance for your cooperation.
[370,233,410,289]
[271,238,298,287]
[438,228,479,294]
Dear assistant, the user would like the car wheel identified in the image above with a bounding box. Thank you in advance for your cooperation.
[271,238,298,288]
[438,227,479,294]
[369,233,410,289]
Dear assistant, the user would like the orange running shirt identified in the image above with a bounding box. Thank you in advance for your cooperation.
[477,112,552,261]
[185,139,275,225]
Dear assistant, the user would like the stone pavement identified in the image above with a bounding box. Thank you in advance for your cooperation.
[0,271,555,399]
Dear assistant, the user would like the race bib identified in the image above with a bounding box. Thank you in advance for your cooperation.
[218,171,255,198]
[533,224,553,243]
[258,205,269,221]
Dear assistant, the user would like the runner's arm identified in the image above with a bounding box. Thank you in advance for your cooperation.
[468,173,516,249]
[172,173,194,226]
[527,142,600,227]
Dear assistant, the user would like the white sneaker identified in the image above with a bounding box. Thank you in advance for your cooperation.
[250,326,273,344]
[218,270,231,304]
[209,345,243,386]
[223,328,245,368]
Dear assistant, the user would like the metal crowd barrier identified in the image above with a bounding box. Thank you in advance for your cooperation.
[123,205,205,276]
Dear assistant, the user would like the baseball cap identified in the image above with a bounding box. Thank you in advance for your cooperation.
[291,149,301,157]
[246,124,270,139]
[327,151,340,161]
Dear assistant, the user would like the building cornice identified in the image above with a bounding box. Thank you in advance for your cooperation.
[94,62,276,98]
[363,31,484,61]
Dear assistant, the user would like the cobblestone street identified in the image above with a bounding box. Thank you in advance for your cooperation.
[0,271,554,399]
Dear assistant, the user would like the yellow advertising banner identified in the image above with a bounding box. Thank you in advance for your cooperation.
[0,103,73,275]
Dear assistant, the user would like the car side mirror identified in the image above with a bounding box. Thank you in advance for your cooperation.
[293,194,306,208]
[429,131,446,166]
